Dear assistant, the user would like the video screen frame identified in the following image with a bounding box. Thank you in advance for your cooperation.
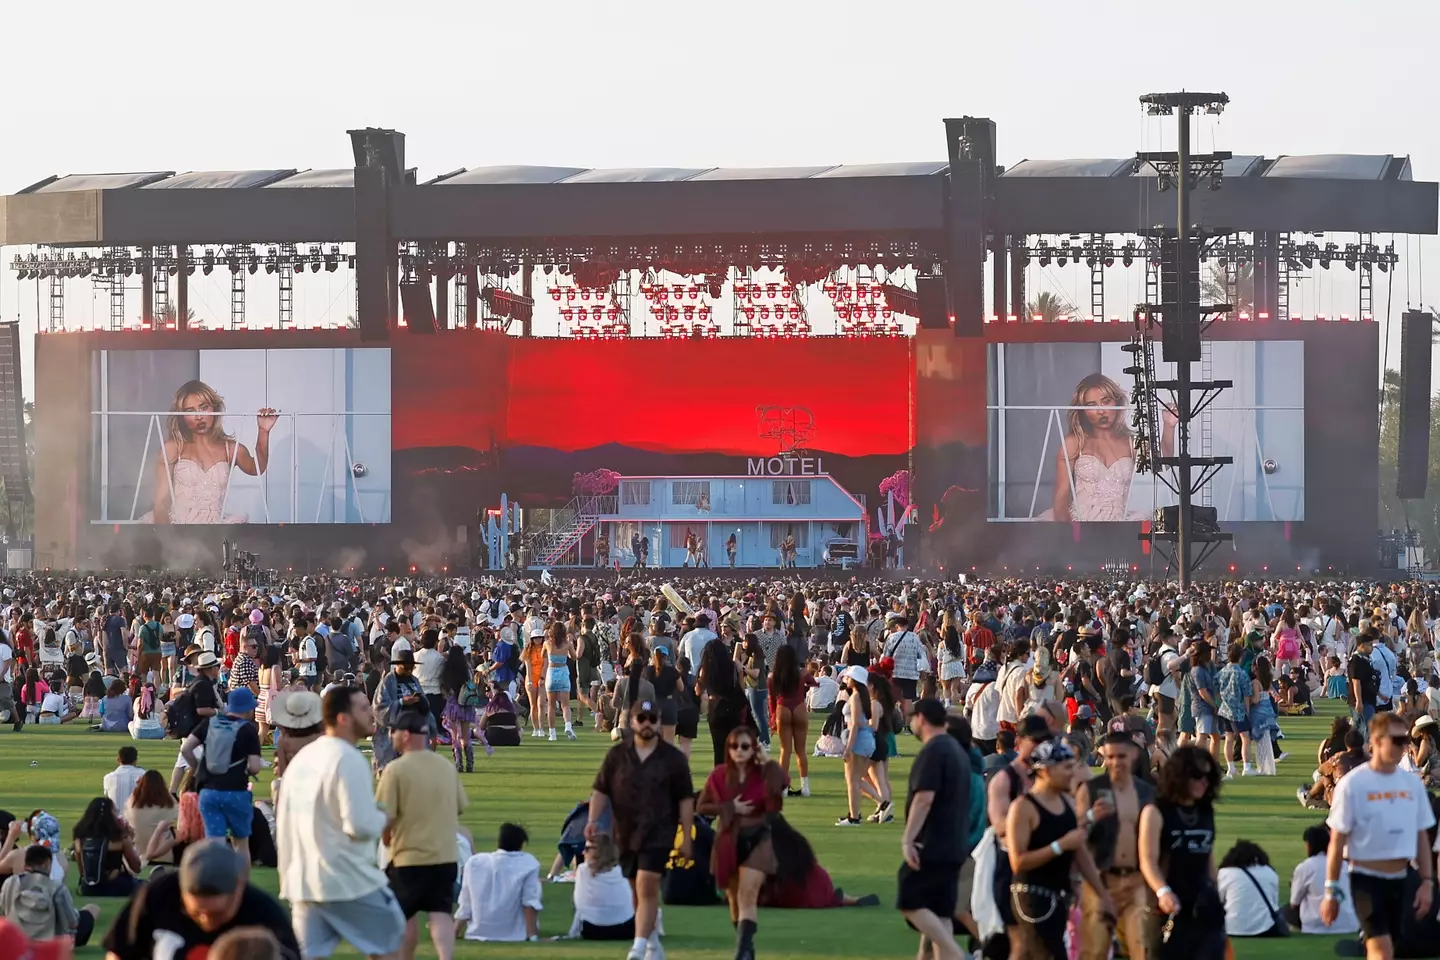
[90,347,392,525]
[986,340,1305,522]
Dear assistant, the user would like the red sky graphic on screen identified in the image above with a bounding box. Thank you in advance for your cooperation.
[391,335,913,456]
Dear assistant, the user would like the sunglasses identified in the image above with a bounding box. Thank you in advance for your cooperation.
[634,713,659,724]
[730,742,755,753]
[1185,767,1213,781]
[1388,735,1411,747]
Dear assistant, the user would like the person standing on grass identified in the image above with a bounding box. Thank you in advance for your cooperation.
[278,684,406,960]
[898,698,970,960]
[376,710,468,960]
[1074,731,1150,960]
[1007,739,1114,960]
[1321,712,1435,960]
[180,686,262,871]
[1139,745,1226,960]
[586,698,695,960]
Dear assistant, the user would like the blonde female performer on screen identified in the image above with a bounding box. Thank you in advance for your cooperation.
[1051,373,1175,522]
[149,379,275,524]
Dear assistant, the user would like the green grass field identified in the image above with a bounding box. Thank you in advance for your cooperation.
[0,706,1349,959]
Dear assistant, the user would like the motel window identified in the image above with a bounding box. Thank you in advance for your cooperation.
[768,525,809,548]
[621,480,652,506]
[672,481,710,506]
[772,480,812,505]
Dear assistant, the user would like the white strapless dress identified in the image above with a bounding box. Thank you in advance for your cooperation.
[1069,454,1137,521]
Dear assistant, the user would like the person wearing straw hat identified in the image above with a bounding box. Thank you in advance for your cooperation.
[270,690,324,800]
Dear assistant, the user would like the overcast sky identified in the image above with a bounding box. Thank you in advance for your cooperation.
[2,0,1436,394]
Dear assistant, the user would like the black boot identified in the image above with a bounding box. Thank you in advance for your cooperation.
[464,742,474,773]
[735,919,756,960]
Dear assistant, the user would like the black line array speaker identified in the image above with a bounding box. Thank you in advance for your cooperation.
[1397,309,1434,499]
[0,323,28,530]
[916,276,948,329]
[400,281,439,335]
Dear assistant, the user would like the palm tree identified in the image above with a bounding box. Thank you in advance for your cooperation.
[157,303,199,328]
[1199,261,1255,315]
[1027,291,1078,322]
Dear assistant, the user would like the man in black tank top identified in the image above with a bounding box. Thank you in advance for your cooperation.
[1005,740,1114,960]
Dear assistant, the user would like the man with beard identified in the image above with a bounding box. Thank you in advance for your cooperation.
[279,685,406,960]
[586,699,695,960]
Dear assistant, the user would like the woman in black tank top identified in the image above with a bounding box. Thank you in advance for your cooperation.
[1140,745,1226,960]
[1006,741,1113,960]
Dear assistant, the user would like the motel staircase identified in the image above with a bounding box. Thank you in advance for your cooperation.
[535,495,617,566]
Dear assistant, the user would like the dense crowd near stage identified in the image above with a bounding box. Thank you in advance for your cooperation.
[2,568,1440,960]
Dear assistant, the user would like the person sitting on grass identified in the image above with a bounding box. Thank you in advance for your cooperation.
[1216,839,1286,938]
[565,833,636,940]
[0,843,100,946]
[1298,728,1366,810]
[455,822,544,942]
[1285,823,1358,935]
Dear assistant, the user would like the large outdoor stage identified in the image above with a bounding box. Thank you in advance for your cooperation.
[7,118,1434,576]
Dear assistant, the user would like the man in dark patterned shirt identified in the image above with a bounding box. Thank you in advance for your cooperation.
[587,699,693,960]
[229,633,261,697]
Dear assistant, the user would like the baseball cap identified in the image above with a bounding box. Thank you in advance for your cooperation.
[179,839,244,896]
[910,698,947,727]
[390,711,429,734]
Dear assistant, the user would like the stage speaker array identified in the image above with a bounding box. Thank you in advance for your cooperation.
[0,323,29,528]
[1152,505,1220,537]
[1396,309,1434,499]
[400,281,439,335]
[916,276,949,330]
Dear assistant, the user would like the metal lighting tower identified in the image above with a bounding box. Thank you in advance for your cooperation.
[1135,91,1234,587]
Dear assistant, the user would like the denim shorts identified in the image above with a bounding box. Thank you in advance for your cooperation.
[851,726,877,757]
[199,788,254,839]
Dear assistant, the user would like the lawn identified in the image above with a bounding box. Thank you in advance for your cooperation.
[0,705,1348,959]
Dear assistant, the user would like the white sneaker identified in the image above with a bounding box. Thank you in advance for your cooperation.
[531,728,543,738]
[1277,752,1291,762]
[1297,786,1310,807]
[566,727,578,741]
[1223,769,1235,781]
[548,729,557,741]
[1241,766,1255,776]
[644,937,666,960]
[800,777,811,798]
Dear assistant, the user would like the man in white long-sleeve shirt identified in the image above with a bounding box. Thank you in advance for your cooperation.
[455,822,544,942]
[278,684,406,960]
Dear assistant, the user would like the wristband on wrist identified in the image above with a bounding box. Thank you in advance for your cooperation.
[1049,840,1063,857]
[1156,885,1174,900]
[1085,809,1096,825]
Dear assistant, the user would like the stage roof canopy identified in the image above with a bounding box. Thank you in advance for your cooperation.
[1,145,1433,248]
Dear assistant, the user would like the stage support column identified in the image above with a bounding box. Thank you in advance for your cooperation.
[349,127,406,342]
[1255,230,1279,319]
[140,247,154,329]
[435,270,449,330]
[1010,236,1026,319]
[990,234,1008,322]
[176,248,189,331]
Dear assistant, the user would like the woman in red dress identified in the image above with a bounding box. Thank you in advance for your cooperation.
[696,726,787,960]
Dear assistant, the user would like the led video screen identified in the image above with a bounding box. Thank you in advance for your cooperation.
[987,340,1304,522]
[91,348,391,524]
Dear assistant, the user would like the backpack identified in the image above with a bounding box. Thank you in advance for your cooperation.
[203,716,244,778]
[503,642,522,677]
[4,872,57,939]
[166,689,198,740]
[139,622,162,653]
[460,680,485,709]
[1144,646,1173,687]
[246,623,268,647]
[486,599,503,620]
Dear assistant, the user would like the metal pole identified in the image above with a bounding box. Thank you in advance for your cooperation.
[1175,108,1193,587]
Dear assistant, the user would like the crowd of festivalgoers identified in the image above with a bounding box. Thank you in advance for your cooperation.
[2,572,1440,959]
